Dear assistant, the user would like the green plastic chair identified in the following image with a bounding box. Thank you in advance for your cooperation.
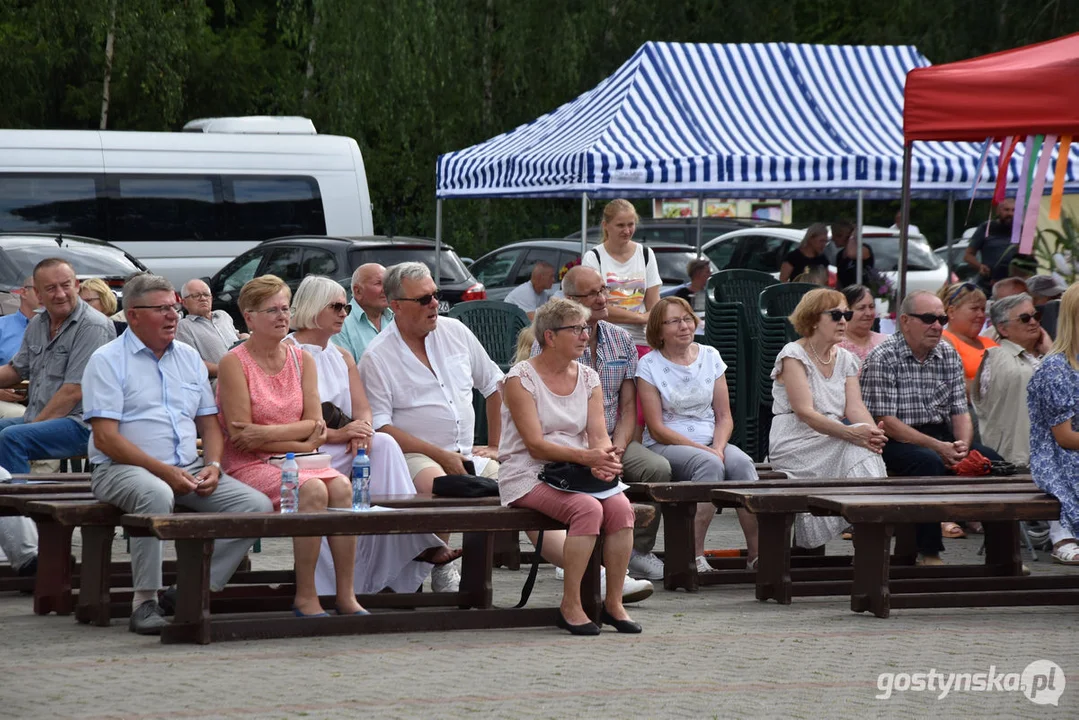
[448,300,530,367]
[711,269,779,341]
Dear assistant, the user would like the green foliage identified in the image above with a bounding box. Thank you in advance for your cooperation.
[1,0,1078,259]
[1035,211,1079,284]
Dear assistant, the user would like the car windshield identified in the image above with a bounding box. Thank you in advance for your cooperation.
[827,236,942,272]
[348,247,469,283]
[652,250,718,284]
[0,243,143,286]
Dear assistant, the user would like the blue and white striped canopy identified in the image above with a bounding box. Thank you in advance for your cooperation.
[436,41,1079,200]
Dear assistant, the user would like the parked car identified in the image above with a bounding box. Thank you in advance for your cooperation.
[0,232,148,315]
[207,235,483,330]
[700,226,952,293]
[565,217,778,247]
[934,228,979,281]
[468,239,717,301]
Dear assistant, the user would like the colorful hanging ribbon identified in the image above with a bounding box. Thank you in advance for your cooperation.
[1011,136,1036,246]
[1050,135,1073,221]
[1019,135,1055,255]
[992,135,1020,205]
[966,137,994,222]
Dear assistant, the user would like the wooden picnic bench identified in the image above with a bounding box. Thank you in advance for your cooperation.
[805,490,1077,618]
[122,503,655,644]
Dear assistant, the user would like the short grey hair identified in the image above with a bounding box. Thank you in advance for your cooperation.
[989,292,1033,331]
[561,265,601,297]
[122,274,175,311]
[180,278,208,298]
[291,275,346,331]
[384,262,431,302]
[898,290,937,316]
[534,298,590,348]
[991,277,1028,300]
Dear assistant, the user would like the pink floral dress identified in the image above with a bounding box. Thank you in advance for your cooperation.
[218,343,340,509]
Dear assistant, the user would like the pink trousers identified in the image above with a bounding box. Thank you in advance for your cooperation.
[510,482,634,537]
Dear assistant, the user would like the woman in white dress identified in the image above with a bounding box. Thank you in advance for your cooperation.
[288,276,456,594]
[769,288,888,548]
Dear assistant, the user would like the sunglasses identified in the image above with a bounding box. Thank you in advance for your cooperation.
[822,310,854,322]
[398,291,441,306]
[326,302,351,315]
[906,312,949,326]
[946,282,978,306]
[1012,310,1043,325]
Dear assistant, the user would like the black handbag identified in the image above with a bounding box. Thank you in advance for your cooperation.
[320,401,352,430]
[431,474,499,498]
[538,461,621,495]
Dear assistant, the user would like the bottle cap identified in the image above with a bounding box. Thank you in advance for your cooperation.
[285,452,295,460]
[357,448,366,457]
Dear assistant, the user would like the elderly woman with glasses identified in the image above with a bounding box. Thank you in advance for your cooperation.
[637,296,759,573]
[500,297,639,636]
[769,288,887,548]
[286,276,458,594]
[216,274,367,617]
[939,282,997,383]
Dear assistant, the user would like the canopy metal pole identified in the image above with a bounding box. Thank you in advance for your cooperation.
[580,193,588,257]
[898,142,913,304]
[945,190,956,279]
[855,190,864,285]
[695,193,705,257]
[435,198,443,287]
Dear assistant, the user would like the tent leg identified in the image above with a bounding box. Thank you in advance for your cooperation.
[581,193,589,257]
[696,193,705,258]
[945,191,955,279]
[435,198,443,288]
[855,190,864,285]
[898,143,914,304]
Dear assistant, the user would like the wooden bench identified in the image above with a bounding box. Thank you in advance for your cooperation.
[805,491,1076,618]
[0,487,93,594]
[123,503,654,644]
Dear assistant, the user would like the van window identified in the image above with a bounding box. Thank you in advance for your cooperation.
[110,176,222,242]
[0,174,105,237]
[228,177,325,240]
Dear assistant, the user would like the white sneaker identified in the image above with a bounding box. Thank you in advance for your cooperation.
[554,566,654,603]
[695,555,715,574]
[627,550,665,580]
[554,566,564,580]
[431,558,461,592]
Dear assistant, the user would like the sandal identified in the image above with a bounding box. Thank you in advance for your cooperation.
[941,522,966,539]
[414,546,463,566]
[963,522,984,534]
[1052,541,1079,565]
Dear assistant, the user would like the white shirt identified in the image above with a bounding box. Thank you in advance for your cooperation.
[360,316,503,455]
[581,244,661,345]
[636,344,727,446]
[503,281,552,314]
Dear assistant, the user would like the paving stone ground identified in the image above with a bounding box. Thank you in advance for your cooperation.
[0,515,1075,719]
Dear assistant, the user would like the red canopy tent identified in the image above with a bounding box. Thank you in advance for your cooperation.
[897,32,1079,297]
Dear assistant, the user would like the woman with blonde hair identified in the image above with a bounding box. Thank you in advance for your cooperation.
[779,223,830,282]
[1027,282,1079,564]
[79,277,118,316]
[217,274,366,617]
[769,288,887,547]
[938,281,997,382]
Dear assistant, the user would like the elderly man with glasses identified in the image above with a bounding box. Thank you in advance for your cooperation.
[176,279,247,384]
[359,262,503,593]
[861,290,1003,565]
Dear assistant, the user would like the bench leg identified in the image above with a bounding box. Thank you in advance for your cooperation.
[661,502,698,592]
[161,539,214,645]
[459,532,493,609]
[755,512,793,604]
[983,521,1022,576]
[582,537,603,624]
[33,521,73,616]
[492,531,521,571]
[76,525,115,626]
[851,523,892,618]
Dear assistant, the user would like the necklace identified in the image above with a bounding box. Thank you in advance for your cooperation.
[807,340,833,366]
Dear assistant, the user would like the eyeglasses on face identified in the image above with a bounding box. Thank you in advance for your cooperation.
[326,302,351,315]
[566,287,611,301]
[662,315,697,326]
[185,292,212,300]
[1011,310,1043,325]
[822,309,854,322]
[906,312,949,326]
[250,306,291,317]
[132,303,183,315]
[553,324,592,336]
[397,291,441,306]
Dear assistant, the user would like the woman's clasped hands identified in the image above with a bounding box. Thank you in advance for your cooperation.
[583,445,623,481]
[846,421,888,454]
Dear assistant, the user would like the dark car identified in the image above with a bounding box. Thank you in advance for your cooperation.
[0,232,148,315]
[207,235,484,329]
[468,239,717,302]
[564,217,779,247]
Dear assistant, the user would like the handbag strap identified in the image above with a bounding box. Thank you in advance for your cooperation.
[512,530,543,609]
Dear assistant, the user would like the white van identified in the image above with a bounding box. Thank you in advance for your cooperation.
[0,116,373,287]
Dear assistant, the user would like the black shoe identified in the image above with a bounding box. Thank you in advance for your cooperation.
[157,586,177,616]
[129,600,167,635]
[600,608,642,634]
[16,556,37,578]
[557,611,600,636]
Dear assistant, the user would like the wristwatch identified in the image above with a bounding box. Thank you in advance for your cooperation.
[207,461,222,472]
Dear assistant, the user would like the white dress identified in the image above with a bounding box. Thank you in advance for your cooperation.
[287,336,443,594]
[769,342,888,548]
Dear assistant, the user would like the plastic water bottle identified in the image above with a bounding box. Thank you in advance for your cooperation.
[280,453,300,514]
[351,449,371,510]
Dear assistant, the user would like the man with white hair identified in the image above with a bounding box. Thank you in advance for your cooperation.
[176,278,246,382]
[333,263,392,360]
[360,262,503,592]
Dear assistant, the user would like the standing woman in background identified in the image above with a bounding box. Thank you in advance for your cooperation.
[581,199,662,359]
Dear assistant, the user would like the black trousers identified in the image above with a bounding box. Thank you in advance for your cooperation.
[880,423,1002,555]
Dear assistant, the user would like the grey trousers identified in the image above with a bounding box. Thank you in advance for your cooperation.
[0,515,37,570]
[649,442,757,484]
[620,441,673,554]
[92,459,272,592]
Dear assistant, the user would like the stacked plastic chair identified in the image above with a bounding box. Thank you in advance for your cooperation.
[704,269,778,460]
[448,300,531,444]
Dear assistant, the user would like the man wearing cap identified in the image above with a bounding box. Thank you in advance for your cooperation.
[1027,275,1068,340]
